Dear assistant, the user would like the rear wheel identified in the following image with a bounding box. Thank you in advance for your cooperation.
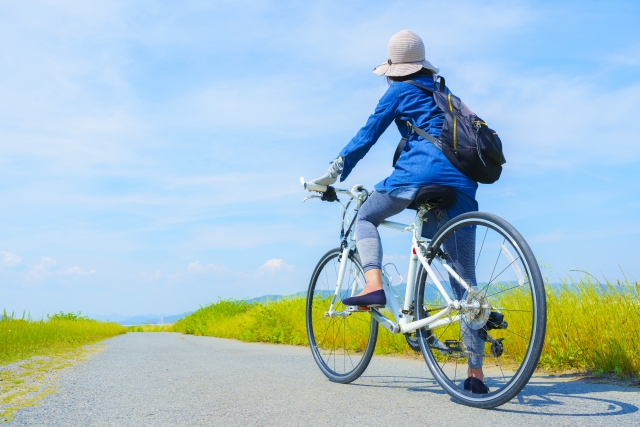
[306,248,378,383]
[415,212,546,408]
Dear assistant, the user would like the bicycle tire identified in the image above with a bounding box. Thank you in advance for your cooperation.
[414,212,546,408]
[306,247,378,383]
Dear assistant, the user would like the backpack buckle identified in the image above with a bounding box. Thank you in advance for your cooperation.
[406,121,414,134]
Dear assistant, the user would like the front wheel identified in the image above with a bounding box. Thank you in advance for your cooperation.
[306,248,378,383]
[415,212,546,408]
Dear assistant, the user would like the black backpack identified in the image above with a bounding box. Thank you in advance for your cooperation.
[392,78,506,184]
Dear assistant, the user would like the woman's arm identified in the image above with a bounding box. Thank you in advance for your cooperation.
[338,84,401,181]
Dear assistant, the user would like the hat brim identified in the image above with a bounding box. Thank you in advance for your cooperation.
[373,59,439,77]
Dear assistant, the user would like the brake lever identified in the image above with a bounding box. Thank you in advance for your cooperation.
[321,186,339,202]
[303,195,322,202]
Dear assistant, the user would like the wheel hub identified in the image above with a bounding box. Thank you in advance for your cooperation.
[461,290,491,330]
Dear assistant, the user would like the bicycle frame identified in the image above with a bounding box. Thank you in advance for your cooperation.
[307,179,477,337]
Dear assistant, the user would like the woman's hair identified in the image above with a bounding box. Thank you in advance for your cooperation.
[386,67,434,86]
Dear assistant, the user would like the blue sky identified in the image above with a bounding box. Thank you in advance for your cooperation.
[1,0,639,316]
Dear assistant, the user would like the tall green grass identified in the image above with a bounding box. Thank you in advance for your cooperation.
[0,311,126,365]
[173,279,640,377]
[541,280,640,377]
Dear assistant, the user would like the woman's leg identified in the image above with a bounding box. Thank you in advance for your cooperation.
[442,225,486,379]
[354,191,412,295]
[421,193,485,379]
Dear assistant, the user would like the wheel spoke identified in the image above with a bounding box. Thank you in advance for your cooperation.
[476,227,488,268]
[413,218,545,407]
[498,326,530,342]
[488,238,505,285]
[485,281,530,299]
[307,250,377,379]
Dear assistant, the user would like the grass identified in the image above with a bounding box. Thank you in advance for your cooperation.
[541,280,640,378]
[0,345,103,422]
[173,278,640,378]
[0,311,126,366]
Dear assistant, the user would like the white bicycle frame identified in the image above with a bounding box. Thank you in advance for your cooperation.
[301,178,481,336]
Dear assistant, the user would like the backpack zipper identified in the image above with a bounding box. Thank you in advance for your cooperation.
[474,119,487,166]
[448,93,457,153]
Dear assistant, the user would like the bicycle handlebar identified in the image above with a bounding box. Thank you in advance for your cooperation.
[300,177,365,199]
[300,177,328,192]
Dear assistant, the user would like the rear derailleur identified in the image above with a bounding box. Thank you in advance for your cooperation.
[478,311,508,357]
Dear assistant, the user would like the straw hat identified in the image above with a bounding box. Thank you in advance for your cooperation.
[373,30,439,77]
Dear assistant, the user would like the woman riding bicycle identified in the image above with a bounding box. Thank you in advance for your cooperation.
[310,30,488,393]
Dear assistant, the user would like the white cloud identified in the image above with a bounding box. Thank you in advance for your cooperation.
[257,258,294,275]
[476,72,640,169]
[187,261,226,274]
[27,257,58,280]
[1,251,22,267]
[39,257,57,267]
[181,258,293,281]
[66,266,96,275]
[607,43,640,68]
[139,270,162,282]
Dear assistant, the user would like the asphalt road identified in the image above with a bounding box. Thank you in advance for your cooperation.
[7,333,639,426]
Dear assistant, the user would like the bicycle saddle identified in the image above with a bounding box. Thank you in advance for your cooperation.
[407,185,456,210]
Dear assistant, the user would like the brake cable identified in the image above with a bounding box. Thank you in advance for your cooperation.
[340,191,368,249]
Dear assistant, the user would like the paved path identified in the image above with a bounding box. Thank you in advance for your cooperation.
[7,333,639,426]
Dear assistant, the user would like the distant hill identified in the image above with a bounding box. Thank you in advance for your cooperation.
[245,291,307,304]
[88,312,192,325]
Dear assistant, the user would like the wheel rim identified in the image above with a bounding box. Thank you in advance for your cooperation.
[308,252,376,377]
[417,217,543,401]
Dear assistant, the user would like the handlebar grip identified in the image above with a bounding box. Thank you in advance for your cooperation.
[300,177,327,192]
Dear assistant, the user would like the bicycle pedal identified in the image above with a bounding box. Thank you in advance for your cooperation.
[444,340,465,358]
[346,306,372,312]
[427,335,449,355]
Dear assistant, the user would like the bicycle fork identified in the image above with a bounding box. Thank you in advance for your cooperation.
[325,246,356,318]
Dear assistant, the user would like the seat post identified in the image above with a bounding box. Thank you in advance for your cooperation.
[400,206,428,315]
[415,205,428,237]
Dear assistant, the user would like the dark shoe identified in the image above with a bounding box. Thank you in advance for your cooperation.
[463,377,489,394]
[342,290,386,307]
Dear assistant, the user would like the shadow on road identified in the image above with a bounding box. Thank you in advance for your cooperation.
[351,374,638,417]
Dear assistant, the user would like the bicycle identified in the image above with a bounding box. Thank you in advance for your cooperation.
[300,177,546,409]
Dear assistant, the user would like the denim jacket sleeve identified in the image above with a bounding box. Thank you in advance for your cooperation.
[338,84,401,181]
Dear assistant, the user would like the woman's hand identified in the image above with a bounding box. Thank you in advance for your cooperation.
[309,157,344,186]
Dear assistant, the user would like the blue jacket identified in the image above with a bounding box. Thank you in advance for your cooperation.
[338,74,478,204]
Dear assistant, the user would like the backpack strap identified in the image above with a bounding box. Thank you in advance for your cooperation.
[404,79,434,94]
[406,121,440,146]
[392,136,408,167]
[392,121,443,167]
[391,79,445,167]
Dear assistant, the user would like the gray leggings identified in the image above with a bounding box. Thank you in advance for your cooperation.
[355,191,484,368]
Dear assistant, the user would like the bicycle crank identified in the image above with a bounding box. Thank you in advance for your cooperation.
[443,340,466,358]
